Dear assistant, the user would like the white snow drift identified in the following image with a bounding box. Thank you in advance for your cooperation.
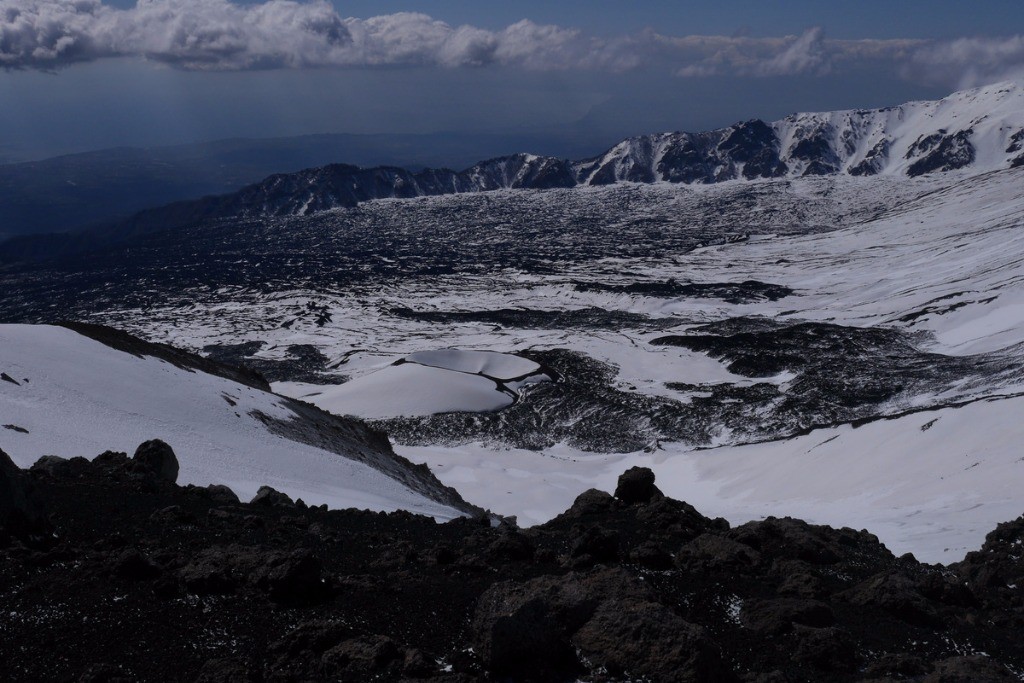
[278,349,546,419]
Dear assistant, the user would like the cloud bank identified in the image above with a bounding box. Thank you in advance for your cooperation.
[1,0,1023,89]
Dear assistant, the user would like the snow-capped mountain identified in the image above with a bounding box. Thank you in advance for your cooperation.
[577,81,1024,183]
[127,82,1024,215]
[220,81,1024,215]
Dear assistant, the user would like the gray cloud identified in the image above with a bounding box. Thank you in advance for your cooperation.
[1,0,1022,91]
[669,29,924,79]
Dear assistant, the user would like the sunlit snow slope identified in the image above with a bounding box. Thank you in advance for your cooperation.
[0,325,464,520]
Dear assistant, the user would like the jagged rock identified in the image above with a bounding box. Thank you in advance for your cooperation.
[205,484,241,505]
[112,549,161,581]
[320,635,404,678]
[30,454,87,479]
[472,568,643,678]
[729,517,847,565]
[636,498,720,542]
[560,488,618,519]
[177,545,328,604]
[956,515,1024,593]
[861,652,928,679]
[614,466,662,504]
[250,485,295,508]
[400,648,438,678]
[178,547,241,595]
[484,531,535,563]
[5,446,1024,681]
[630,540,674,570]
[774,561,827,598]
[923,655,1018,682]
[0,446,45,541]
[839,571,941,628]
[193,657,255,683]
[791,625,857,671]
[677,533,761,571]
[571,599,731,682]
[917,571,978,608]
[570,526,619,566]
[132,440,179,483]
[93,450,130,469]
[739,598,834,635]
[251,550,329,605]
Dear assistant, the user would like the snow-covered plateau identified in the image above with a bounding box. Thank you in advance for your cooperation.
[3,84,1024,564]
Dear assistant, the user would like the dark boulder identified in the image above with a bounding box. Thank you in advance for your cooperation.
[791,625,857,672]
[570,526,619,566]
[30,454,89,479]
[559,488,618,519]
[739,598,834,635]
[484,531,535,563]
[839,570,941,628]
[614,466,662,504]
[630,540,674,570]
[319,635,404,679]
[635,497,717,542]
[178,547,242,595]
[677,533,761,571]
[956,515,1024,593]
[572,598,732,682]
[251,549,329,605]
[178,544,328,604]
[472,568,642,678]
[112,549,162,581]
[93,450,130,469]
[132,440,179,483]
[774,561,827,599]
[250,485,295,508]
[729,517,850,565]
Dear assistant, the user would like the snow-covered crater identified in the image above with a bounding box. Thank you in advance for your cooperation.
[276,349,551,420]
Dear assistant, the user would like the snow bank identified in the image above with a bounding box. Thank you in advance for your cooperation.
[0,325,462,520]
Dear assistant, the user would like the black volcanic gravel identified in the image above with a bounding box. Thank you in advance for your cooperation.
[2,442,1024,682]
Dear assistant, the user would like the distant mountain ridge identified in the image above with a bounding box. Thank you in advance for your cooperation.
[3,82,1024,262]
[0,131,601,238]
[157,81,1024,221]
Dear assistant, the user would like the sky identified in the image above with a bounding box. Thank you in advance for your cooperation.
[3,1,1024,162]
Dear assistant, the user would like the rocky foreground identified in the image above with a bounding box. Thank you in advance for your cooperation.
[2,442,1023,682]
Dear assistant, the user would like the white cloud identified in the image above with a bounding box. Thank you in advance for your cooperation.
[0,0,1022,93]
[904,35,1024,89]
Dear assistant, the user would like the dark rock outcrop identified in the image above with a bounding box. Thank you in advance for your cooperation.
[1,457,1023,681]
[0,447,46,542]
[132,439,179,483]
[614,466,662,504]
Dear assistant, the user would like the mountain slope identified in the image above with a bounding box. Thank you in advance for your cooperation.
[0,324,476,519]
[577,81,1024,183]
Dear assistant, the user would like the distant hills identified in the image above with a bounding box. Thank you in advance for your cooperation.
[0,131,603,240]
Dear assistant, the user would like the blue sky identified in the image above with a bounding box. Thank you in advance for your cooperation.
[2,1,1024,161]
